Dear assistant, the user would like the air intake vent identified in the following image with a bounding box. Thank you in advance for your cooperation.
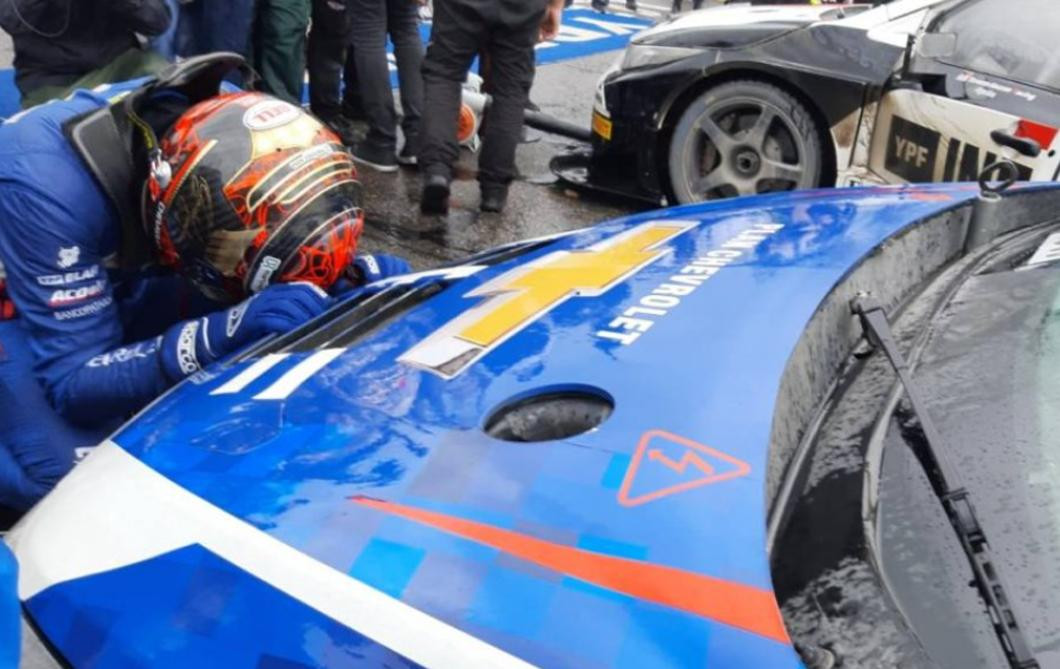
[485,388,614,443]
[233,281,445,362]
[444,238,556,269]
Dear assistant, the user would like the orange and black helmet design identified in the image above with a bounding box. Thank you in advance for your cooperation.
[144,91,364,302]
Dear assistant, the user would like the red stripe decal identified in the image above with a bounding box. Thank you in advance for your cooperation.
[351,496,791,644]
[1017,119,1058,150]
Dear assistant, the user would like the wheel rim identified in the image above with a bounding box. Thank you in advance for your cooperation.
[680,98,811,201]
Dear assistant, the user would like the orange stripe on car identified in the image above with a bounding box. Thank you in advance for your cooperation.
[351,496,791,644]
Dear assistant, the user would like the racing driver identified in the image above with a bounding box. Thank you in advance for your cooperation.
[0,54,410,514]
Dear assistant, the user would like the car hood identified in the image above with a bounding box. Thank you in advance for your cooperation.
[8,185,985,668]
[634,3,863,48]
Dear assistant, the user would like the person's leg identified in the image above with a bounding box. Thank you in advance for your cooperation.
[341,43,366,120]
[308,0,351,121]
[477,5,544,208]
[180,0,255,58]
[0,443,44,514]
[150,0,181,61]
[174,0,199,57]
[254,0,311,104]
[386,0,425,160]
[0,322,105,511]
[348,0,399,168]
[419,0,483,182]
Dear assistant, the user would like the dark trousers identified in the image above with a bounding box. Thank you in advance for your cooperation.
[348,0,424,152]
[340,50,363,118]
[252,0,311,104]
[174,0,255,89]
[177,0,255,59]
[307,0,362,120]
[419,0,547,186]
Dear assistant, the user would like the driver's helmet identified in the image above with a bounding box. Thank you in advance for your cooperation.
[143,91,363,302]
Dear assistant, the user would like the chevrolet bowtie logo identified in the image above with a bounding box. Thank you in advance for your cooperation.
[399,221,696,378]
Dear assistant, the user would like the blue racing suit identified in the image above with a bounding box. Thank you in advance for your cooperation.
[0,81,222,510]
[0,539,17,667]
[0,80,411,512]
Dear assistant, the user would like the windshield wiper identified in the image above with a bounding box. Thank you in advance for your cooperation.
[851,293,1039,669]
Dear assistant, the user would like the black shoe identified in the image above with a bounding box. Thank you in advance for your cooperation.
[626,0,637,10]
[350,142,398,173]
[397,142,418,167]
[421,174,450,215]
[591,0,607,11]
[480,185,509,213]
[671,1,681,12]
[318,114,359,146]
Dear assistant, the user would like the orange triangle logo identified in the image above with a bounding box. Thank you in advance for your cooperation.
[617,430,751,507]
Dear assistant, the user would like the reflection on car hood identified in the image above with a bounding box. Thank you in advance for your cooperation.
[634,3,859,47]
[9,184,992,669]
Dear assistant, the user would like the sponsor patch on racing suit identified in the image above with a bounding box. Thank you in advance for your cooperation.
[0,81,220,508]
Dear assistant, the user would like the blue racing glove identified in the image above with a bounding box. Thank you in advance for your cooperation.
[331,253,413,296]
[353,254,412,284]
[160,282,333,380]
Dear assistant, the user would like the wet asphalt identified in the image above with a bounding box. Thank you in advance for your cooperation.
[355,50,650,270]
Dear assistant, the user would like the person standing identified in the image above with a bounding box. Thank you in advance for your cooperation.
[419,0,563,215]
[347,0,425,172]
[252,0,311,104]
[176,0,256,65]
[591,0,638,11]
[670,0,704,11]
[307,0,364,143]
[0,0,171,108]
[150,0,181,61]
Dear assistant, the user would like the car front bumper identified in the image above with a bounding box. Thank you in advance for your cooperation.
[557,59,704,205]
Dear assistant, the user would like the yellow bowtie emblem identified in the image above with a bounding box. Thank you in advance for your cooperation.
[399,221,695,378]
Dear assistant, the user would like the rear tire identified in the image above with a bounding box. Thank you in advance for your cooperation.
[667,80,825,204]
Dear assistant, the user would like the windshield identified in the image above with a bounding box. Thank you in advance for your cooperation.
[929,0,1060,91]
[875,243,1060,666]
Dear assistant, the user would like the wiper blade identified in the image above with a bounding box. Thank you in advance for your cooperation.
[851,293,1039,669]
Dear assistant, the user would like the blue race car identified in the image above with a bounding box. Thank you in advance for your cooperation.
[8,181,1060,668]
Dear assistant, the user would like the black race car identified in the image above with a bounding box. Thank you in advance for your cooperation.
[555,0,1060,204]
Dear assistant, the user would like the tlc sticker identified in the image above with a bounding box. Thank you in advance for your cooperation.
[243,100,301,131]
[618,429,750,507]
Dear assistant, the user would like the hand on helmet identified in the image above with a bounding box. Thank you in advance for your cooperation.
[161,282,333,379]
